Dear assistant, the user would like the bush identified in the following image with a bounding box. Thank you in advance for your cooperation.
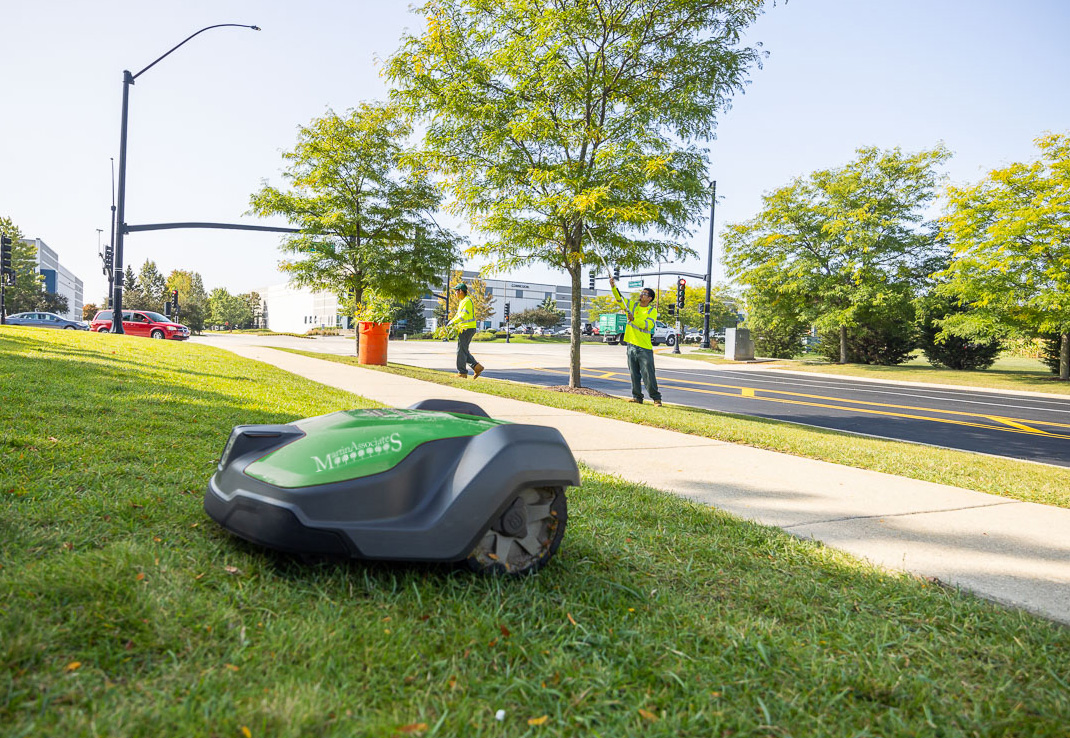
[917,298,1002,370]
[819,302,916,365]
[307,327,340,336]
[472,331,497,341]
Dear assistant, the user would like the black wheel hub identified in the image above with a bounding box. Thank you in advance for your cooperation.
[498,498,528,537]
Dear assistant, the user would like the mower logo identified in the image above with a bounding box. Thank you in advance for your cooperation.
[312,432,403,473]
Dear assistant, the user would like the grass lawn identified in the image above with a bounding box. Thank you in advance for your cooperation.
[284,352,1070,511]
[3,327,1069,736]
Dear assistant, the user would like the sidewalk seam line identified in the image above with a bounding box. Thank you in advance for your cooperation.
[784,500,1022,530]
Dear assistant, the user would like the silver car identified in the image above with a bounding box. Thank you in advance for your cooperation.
[4,311,90,330]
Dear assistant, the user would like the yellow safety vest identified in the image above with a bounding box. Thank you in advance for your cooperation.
[449,295,477,331]
[611,284,657,350]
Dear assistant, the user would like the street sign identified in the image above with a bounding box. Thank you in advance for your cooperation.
[627,279,644,288]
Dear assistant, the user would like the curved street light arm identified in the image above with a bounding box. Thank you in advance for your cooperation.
[132,23,260,81]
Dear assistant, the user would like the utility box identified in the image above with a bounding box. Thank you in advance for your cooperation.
[724,328,755,361]
[600,313,628,344]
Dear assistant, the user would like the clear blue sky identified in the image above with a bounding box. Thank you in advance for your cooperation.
[2,0,1067,304]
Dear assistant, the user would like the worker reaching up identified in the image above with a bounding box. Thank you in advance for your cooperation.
[447,283,484,379]
[609,277,662,406]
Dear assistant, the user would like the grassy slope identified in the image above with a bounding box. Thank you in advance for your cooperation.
[2,327,1069,737]
[285,352,1070,511]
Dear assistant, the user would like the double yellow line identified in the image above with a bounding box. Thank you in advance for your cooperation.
[532,367,1070,440]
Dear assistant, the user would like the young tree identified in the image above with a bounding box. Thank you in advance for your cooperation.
[939,133,1070,379]
[387,0,769,386]
[136,260,168,312]
[166,270,209,333]
[724,145,950,363]
[120,265,146,310]
[208,288,252,330]
[434,270,494,328]
[248,103,460,352]
[0,217,46,314]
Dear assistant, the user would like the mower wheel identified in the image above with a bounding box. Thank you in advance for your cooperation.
[467,486,567,575]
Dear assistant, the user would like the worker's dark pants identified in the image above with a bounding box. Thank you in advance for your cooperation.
[456,328,478,374]
[626,344,661,402]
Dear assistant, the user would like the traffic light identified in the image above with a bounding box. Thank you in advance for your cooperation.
[666,304,676,317]
[613,266,620,280]
[1,234,12,273]
[589,270,596,290]
[171,290,179,318]
[676,278,686,309]
[504,302,511,320]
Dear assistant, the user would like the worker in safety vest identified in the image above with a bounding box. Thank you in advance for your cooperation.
[610,277,662,406]
[447,283,484,379]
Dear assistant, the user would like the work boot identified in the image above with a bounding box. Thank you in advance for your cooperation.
[653,400,662,407]
[627,397,643,404]
[456,372,468,378]
[472,363,485,379]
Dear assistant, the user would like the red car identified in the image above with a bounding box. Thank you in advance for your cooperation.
[90,310,190,340]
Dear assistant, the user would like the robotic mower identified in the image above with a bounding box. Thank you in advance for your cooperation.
[205,399,579,574]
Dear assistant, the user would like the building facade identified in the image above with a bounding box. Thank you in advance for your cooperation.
[22,238,84,320]
[259,271,613,334]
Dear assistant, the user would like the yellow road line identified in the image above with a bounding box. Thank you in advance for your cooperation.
[529,367,1070,440]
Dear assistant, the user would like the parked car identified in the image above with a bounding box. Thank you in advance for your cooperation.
[684,330,704,343]
[4,311,89,330]
[90,310,190,340]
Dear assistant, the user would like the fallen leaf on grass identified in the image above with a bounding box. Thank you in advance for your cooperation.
[638,708,659,722]
[65,661,82,672]
[225,664,240,672]
[397,723,427,734]
[224,566,242,575]
[240,727,252,738]
[527,716,549,726]
[567,613,577,626]
[499,624,511,638]
[135,572,146,582]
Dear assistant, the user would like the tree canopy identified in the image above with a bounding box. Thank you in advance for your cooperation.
[386,0,769,385]
[723,145,950,363]
[248,102,460,349]
[939,132,1070,379]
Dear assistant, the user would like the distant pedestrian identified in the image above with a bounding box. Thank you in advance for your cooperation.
[447,283,484,379]
[609,277,662,406]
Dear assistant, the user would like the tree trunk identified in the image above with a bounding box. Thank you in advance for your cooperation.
[569,262,582,388]
[839,325,848,364]
[1061,332,1069,381]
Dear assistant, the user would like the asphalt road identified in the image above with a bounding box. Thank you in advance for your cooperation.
[491,363,1070,467]
[193,335,1070,467]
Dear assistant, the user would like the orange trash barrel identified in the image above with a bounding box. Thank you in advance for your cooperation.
[357,321,391,365]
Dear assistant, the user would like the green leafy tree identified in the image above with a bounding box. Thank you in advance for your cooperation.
[724,145,950,364]
[248,103,460,352]
[134,260,167,312]
[166,270,209,333]
[387,0,768,386]
[392,297,427,336]
[939,132,1070,379]
[742,287,810,359]
[1,217,46,313]
[816,298,917,365]
[207,288,252,330]
[510,307,562,331]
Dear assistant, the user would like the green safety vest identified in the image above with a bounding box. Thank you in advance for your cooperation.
[449,295,477,331]
[611,284,657,350]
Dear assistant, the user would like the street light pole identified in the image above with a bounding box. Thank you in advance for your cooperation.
[701,180,717,349]
[111,23,260,333]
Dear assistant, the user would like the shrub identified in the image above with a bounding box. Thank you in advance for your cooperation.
[819,302,916,365]
[472,331,497,341]
[917,298,1001,370]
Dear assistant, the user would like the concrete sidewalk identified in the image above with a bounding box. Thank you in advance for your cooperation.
[226,345,1070,626]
